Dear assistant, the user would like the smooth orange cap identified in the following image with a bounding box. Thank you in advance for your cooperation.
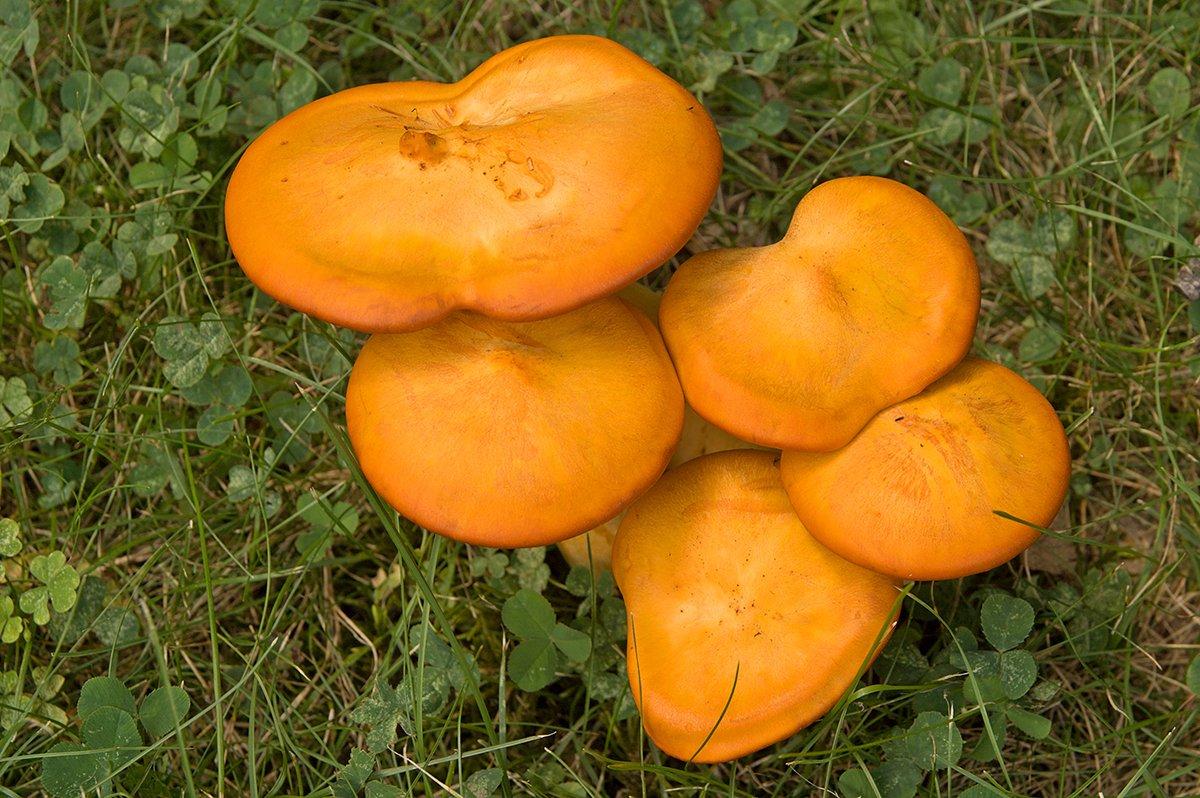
[660,176,980,451]
[225,35,721,332]
[613,450,899,762]
[781,358,1070,581]
[345,297,684,547]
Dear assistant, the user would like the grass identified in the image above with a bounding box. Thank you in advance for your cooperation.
[1,0,1199,796]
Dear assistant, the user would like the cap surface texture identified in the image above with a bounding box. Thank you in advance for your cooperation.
[660,176,980,451]
[781,358,1070,580]
[226,35,722,332]
[613,450,899,762]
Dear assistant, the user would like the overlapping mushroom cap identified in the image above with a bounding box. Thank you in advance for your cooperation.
[613,450,899,762]
[345,296,683,547]
[226,35,721,332]
[556,283,764,573]
[781,358,1070,580]
[660,176,980,451]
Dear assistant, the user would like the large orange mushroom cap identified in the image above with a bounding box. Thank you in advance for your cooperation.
[225,35,722,332]
[781,358,1070,581]
[345,296,684,547]
[613,450,899,763]
[659,176,980,451]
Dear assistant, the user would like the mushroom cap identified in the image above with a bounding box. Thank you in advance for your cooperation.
[780,358,1070,581]
[345,296,684,547]
[659,176,980,451]
[613,450,899,762]
[617,282,766,467]
[225,35,721,333]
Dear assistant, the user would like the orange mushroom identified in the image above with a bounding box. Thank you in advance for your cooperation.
[613,450,899,762]
[345,296,683,547]
[780,358,1070,581]
[659,176,980,451]
[557,283,764,572]
[225,35,721,333]
[556,408,757,572]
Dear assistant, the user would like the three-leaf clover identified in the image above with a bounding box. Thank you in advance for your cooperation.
[986,209,1075,300]
[350,677,439,753]
[502,589,591,691]
[41,677,191,796]
[181,362,253,446]
[960,592,1053,751]
[152,313,229,388]
[20,551,80,625]
[37,255,90,331]
[915,58,967,146]
[33,336,83,387]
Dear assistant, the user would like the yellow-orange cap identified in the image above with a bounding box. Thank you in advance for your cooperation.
[781,358,1070,580]
[345,296,684,547]
[613,450,899,762]
[225,35,721,332]
[660,176,980,451]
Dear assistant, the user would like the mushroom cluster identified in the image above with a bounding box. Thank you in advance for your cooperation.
[225,35,1070,764]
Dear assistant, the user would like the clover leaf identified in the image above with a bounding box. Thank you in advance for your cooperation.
[464,768,504,798]
[1147,67,1190,118]
[33,336,83,387]
[12,173,64,233]
[0,517,21,557]
[998,649,1038,700]
[94,605,141,647]
[49,575,107,644]
[153,313,229,388]
[38,256,89,330]
[0,376,33,427]
[0,163,29,216]
[981,594,1035,651]
[350,674,445,753]
[502,589,592,691]
[295,492,359,556]
[1018,320,1064,363]
[19,551,80,625]
[139,685,191,740]
[927,175,986,225]
[987,210,1076,300]
[78,676,137,720]
[917,58,965,105]
[82,705,142,769]
[1006,705,1052,740]
[902,711,963,770]
[40,743,105,798]
[332,748,375,798]
[0,596,24,643]
[919,107,966,146]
